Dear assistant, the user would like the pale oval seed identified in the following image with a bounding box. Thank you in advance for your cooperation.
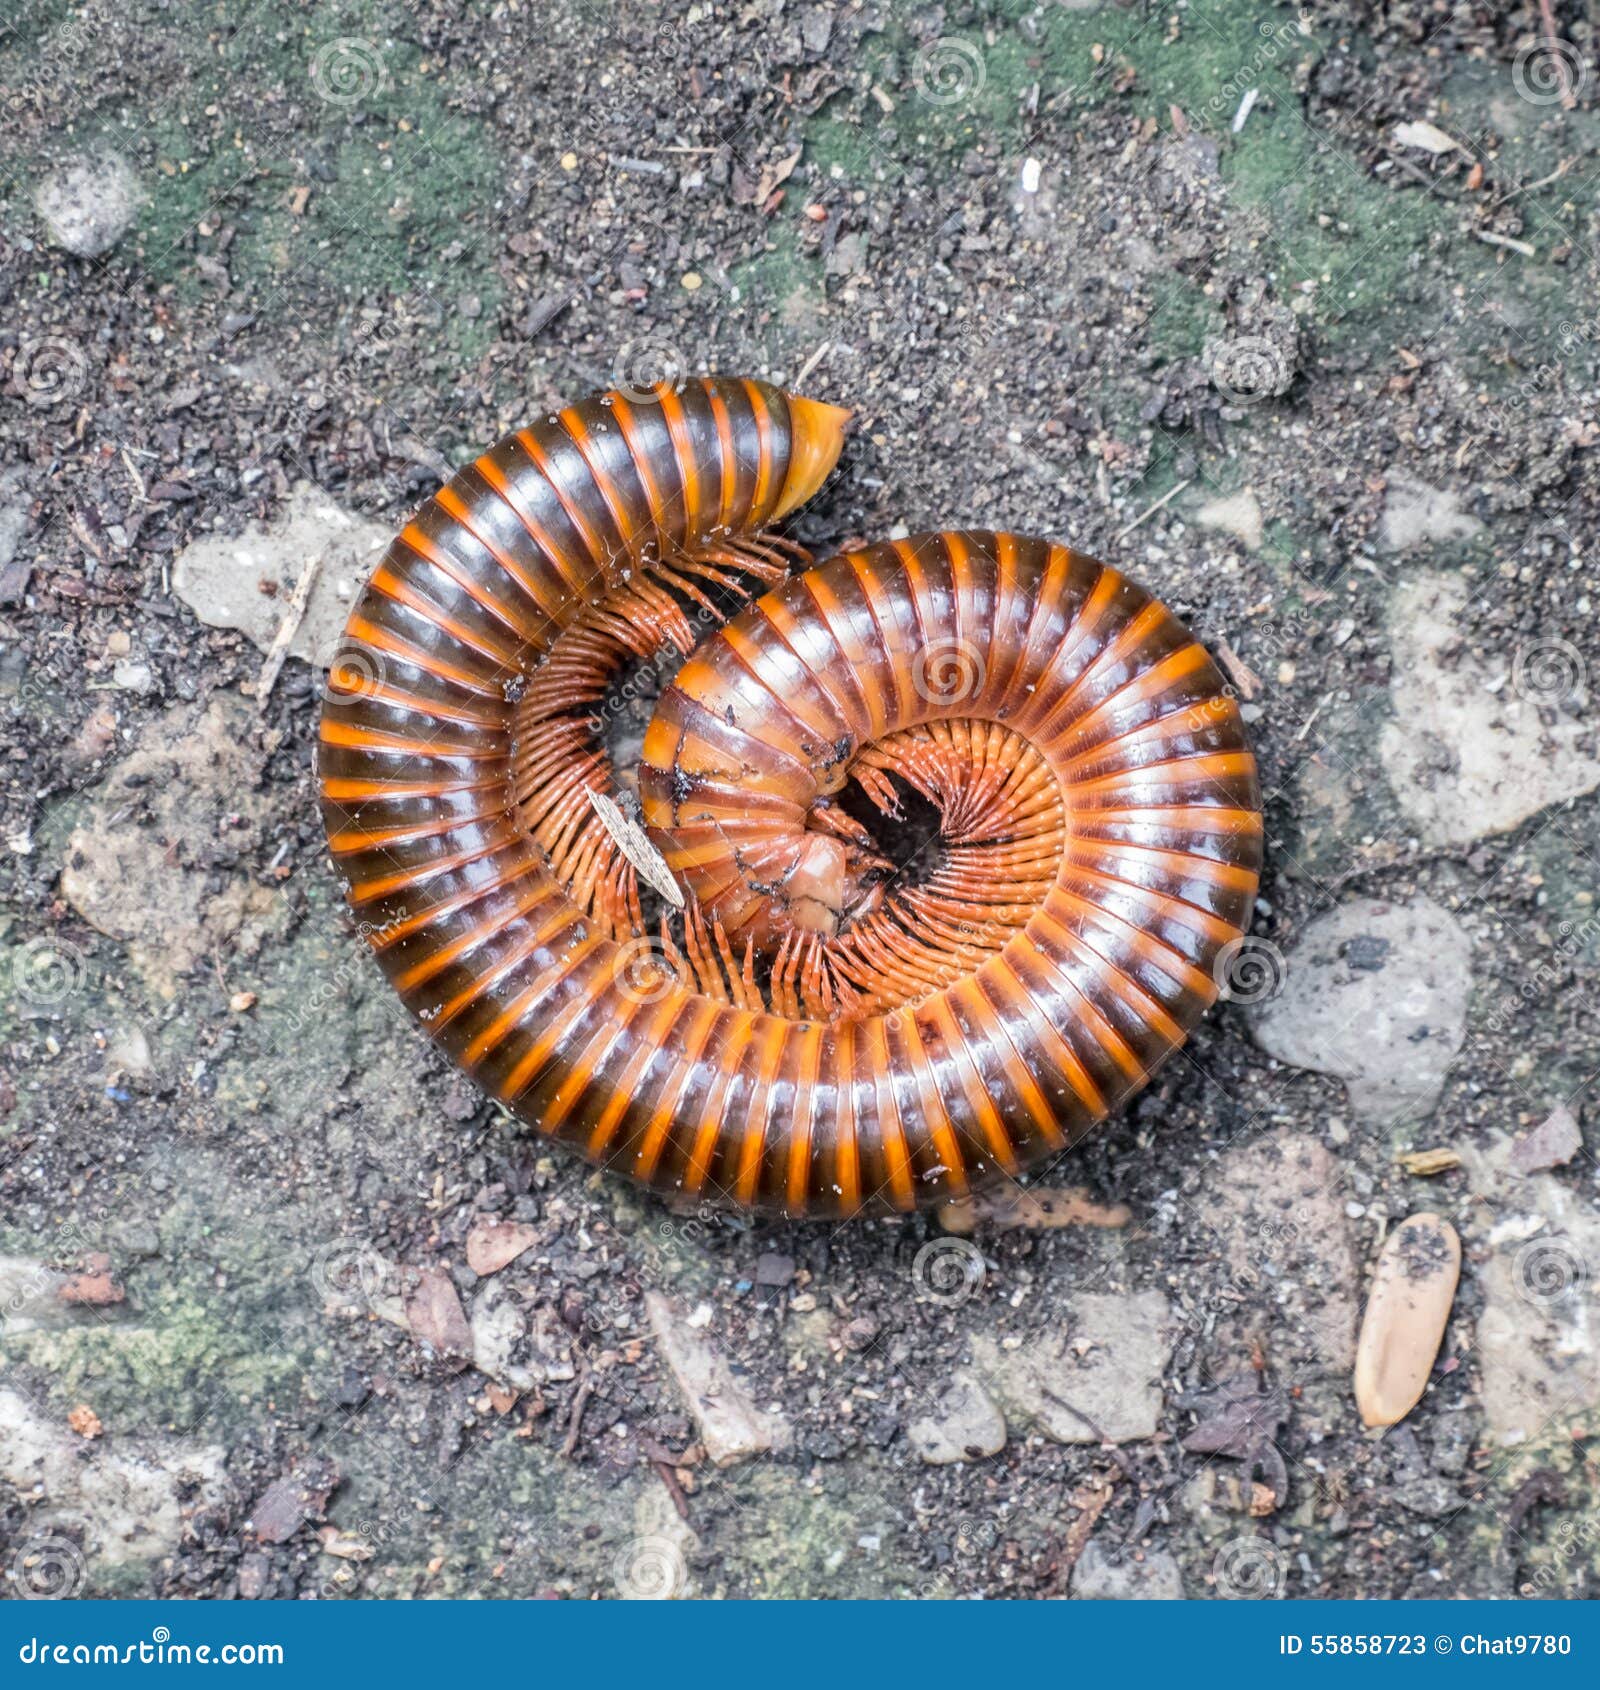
[1354,1212,1461,1429]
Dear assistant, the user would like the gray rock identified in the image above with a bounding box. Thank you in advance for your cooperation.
[971,1291,1173,1444]
[171,484,389,669]
[907,1373,1007,1464]
[1071,1539,1184,1599]
[1378,574,1599,844]
[1252,896,1472,1122]
[1461,1134,1600,1446]
[34,153,141,258]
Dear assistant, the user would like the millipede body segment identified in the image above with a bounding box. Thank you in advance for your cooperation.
[319,376,1262,1219]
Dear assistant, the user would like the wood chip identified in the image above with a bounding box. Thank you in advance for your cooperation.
[1397,1147,1462,1176]
[465,1218,537,1277]
[1392,120,1463,156]
[939,1185,1131,1234]
[587,789,683,908]
[1354,1213,1461,1429]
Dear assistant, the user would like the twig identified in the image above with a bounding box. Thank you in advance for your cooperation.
[1476,229,1536,258]
[1115,477,1192,541]
[561,1372,595,1458]
[1493,156,1574,205]
[1040,1389,1142,1486]
[792,340,832,390]
[255,552,320,710]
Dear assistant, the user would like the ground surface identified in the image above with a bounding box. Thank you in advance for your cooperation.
[2,0,1599,1602]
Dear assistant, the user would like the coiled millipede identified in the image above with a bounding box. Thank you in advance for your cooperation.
[319,376,1261,1219]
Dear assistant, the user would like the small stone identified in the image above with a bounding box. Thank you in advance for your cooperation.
[907,1373,1007,1464]
[171,484,387,670]
[1378,574,1599,843]
[228,990,256,1013]
[754,1251,795,1288]
[646,1291,790,1466]
[1071,1540,1184,1600]
[1196,488,1264,552]
[112,660,153,694]
[1378,477,1483,551]
[560,151,578,170]
[250,1461,337,1545]
[680,271,703,290]
[1354,1214,1461,1429]
[105,631,131,657]
[34,152,141,257]
[1252,896,1472,1122]
[1510,1105,1583,1175]
[971,1291,1173,1444]
[237,1553,270,1599]
[465,1219,538,1277]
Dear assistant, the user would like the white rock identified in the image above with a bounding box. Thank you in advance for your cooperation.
[1378,475,1483,551]
[646,1291,790,1466]
[1196,488,1264,552]
[171,484,389,668]
[907,1373,1007,1464]
[1378,573,1600,844]
[0,1387,228,1570]
[34,153,142,258]
[1071,1539,1185,1599]
[971,1291,1173,1444]
[1252,896,1472,1122]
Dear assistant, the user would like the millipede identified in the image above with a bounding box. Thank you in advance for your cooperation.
[318,375,1262,1219]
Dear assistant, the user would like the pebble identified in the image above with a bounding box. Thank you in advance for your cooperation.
[1353,1214,1460,1429]
[1071,1540,1184,1600]
[970,1291,1173,1444]
[34,152,141,257]
[907,1373,1007,1464]
[1253,896,1472,1123]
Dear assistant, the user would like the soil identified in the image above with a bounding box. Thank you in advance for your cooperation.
[2,0,1598,1601]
